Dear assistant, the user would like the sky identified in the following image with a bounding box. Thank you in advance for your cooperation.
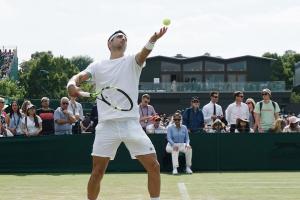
[1,0,300,63]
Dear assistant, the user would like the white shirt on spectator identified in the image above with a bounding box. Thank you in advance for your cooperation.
[202,101,223,125]
[22,116,42,136]
[146,124,167,134]
[225,102,249,125]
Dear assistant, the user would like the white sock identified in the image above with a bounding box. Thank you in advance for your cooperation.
[151,197,160,200]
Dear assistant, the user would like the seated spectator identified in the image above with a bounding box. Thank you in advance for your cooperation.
[6,100,23,136]
[80,113,94,133]
[269,118,286,133]
[206,119,226,133]
[54,97,76,135]
[182,96,204,133]
[36,97,55,135]
[166,112,193,175]
[21,104,42,137]
[146,115,167,134]
[235,118,253,133]
[0,97,13,137]
[283,116,300,133]
[90,102,98,133]
[20,100,31,117]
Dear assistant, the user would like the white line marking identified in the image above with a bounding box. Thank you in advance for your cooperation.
[177,182,191,200]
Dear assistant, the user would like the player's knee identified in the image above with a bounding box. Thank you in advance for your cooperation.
[91,166,106,180]
[148,160,160,174]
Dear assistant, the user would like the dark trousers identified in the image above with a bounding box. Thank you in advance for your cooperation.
[230,124,236,133]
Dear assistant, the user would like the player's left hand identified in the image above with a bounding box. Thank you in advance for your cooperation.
[149,27,168,43]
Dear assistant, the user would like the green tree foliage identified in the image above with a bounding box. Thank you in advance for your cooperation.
[0,79,25,100]
[263,50,300,89]
[71,55,94,71]
[19,51,80,99]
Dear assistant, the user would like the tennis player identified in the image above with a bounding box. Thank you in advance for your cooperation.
[67,27,167,200]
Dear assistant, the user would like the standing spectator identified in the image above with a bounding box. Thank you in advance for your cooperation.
[182,96,204,133]
[283,116,300,133]
[54,97,76,135]
[269,118,286,133]
[146,115,167,134]
[202,91,224,126]
[0,97,13,137]
[245,98,256,130]
[90,102,98,133]
[68,96,84,134]
[254,88,280,133]
[139,94,156,131]
[36,97,54,135]
[225,91,249,133]
[166,112,193,175]
[6,100,23,136]
[21,104,42,137]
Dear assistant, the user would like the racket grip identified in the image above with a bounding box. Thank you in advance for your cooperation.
[79,91,91,97]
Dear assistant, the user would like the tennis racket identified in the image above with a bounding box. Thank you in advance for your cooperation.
[79,86,133,111]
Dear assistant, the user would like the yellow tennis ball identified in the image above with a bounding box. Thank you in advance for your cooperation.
[163,18,171,26]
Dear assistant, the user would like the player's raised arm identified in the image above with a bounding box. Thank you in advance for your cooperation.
[67,71,91,97]
[135,27,168,66]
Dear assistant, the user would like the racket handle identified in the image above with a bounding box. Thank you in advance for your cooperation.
[78,91,91,97]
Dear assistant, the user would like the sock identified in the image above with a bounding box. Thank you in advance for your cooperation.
[150,197,160,200]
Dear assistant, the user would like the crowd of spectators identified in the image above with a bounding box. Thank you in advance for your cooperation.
[0,48,15,79]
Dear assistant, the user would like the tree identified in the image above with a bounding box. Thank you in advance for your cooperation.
[71,55,94,71]
[19,52,80,99]
[0,79,25,100]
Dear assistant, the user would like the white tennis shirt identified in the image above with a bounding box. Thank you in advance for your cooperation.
[84,55,145,122]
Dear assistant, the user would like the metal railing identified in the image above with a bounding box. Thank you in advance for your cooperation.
[139,81,286,93]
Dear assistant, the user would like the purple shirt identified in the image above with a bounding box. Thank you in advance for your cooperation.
[139,104,156,128]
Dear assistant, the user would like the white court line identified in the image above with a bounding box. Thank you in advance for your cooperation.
[177,182,191,200]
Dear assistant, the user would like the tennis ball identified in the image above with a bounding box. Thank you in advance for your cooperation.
[163,18,171,26]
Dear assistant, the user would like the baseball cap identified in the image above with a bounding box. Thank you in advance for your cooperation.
[27,104,36,110]
[191,96,199,102]
[262,88,271,96]
[142,94,150,99]
[41,97,49,102]
[289,116,300,124]
[153,115,161,121]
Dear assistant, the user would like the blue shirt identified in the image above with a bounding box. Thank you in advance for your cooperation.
[167,124,190,146]
[54,107,73,134]
[182,107,204,132]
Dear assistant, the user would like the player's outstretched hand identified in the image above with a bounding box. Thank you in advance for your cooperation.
[149,27,168,43]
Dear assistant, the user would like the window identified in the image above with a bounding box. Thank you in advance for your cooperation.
[183,62,203,71]
[227,61,247,71]
[184,74,202,82]
[161,62,180,71]
[228,74,246,82]
[205,61,224,71]
[206,74,224,82]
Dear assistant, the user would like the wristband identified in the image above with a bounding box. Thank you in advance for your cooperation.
[145,41,155,50]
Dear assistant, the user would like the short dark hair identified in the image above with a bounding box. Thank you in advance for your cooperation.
[234,91,243,98]
[108,30,127,42]
[210,91,219,97]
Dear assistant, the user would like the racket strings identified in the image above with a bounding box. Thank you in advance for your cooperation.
[101,88,132,110]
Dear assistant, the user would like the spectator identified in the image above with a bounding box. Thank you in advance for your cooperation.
[225,91,249,133]
[90,102,98,133]
[36,97,54,135]
[166,112,193,175]
[68,96,84,134]
[182,96,204,133]
[6,100,23,136]
[283,116,300,133]
[235,118,253,133]
[20,100,31,117]
[0,97,13,137]
[246,98,256,130]
[254,88,280,133]
[21,104,42,136]
[80,113,94,133]
[54,97,76,135]
[202,91,224,126]
[269,118,286,133]
[139,94,156,131]
[206,119,226,133]
[146,115,167,134]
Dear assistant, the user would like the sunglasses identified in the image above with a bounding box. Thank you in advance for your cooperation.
[262,93,268,96]
[62,102,69,105]
[212,96,219,98]
[0,102,4,104]
[173,118,181,121]
[238,95,244,98]
[246,102,252,104]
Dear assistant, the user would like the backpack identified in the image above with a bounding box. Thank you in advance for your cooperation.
[259,100,277,115]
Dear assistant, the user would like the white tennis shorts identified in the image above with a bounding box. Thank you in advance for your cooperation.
[92,118,156,160]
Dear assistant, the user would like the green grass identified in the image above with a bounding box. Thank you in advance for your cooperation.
[1,172,300,200]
